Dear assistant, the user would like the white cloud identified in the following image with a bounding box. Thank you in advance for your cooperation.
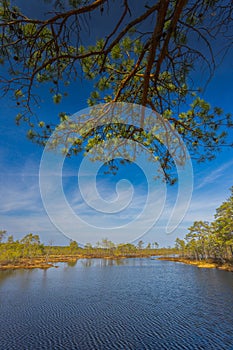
[1,154,233,246]
[0,184,42,214]
[196,159,233,190]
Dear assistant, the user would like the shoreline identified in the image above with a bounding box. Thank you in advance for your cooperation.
[3,254,232,272]
[0,253,157,270]
[158,257,233,272]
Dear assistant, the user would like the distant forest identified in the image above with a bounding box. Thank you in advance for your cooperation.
[1,187,232,266]
[0,231,173,266]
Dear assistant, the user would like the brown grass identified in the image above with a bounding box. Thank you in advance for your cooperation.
[158,257,233,272]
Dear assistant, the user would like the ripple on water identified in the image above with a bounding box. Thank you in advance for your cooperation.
[0,259,233,350]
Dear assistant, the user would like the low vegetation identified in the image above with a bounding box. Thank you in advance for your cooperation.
[0,233,176,269]
[1,187,232,271]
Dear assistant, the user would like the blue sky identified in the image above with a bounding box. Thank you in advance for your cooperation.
[0,6,233,247]
[1,58,232,247]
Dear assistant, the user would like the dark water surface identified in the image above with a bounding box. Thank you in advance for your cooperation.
[0,258,233,350]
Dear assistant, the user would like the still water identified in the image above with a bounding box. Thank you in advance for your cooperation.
[0,258,233,350]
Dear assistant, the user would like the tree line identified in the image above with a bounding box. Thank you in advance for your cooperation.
[1,184,232,265]
[0,232,166,265]
[175,186,233,263]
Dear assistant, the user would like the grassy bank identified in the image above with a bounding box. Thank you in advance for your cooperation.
[0,248,178,270]
[158,256,233,272]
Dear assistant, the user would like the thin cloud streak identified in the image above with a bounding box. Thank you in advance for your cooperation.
[196,159,233,190]
[1,157,232,245]
[0,183,42,214]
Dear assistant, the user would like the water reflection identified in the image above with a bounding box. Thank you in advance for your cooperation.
[79,258,125,268]
[0,269,36,288]
[0,269,16,286]
[66,259,78,268]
